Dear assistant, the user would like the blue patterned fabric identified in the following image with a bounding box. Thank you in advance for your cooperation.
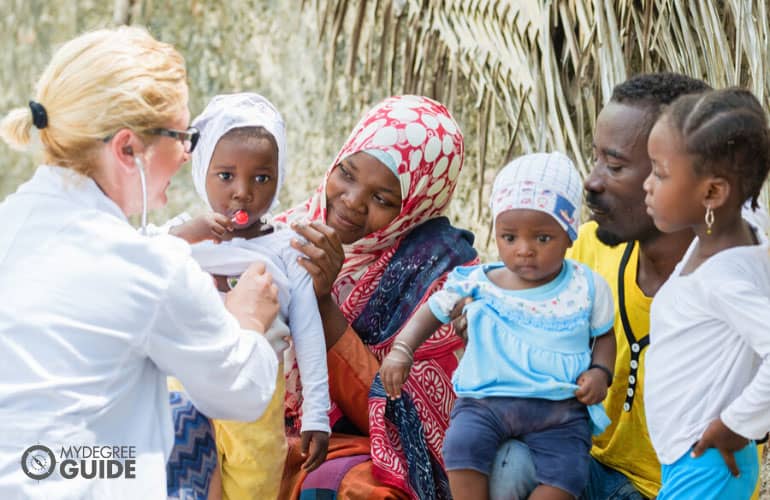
[359,217,475,500]
[167,391,218,500]
[353,217,476,345]
[373,379,451,500]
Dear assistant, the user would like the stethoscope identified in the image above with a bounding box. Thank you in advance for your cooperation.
[134,156,149,235]
[133,155,248,234]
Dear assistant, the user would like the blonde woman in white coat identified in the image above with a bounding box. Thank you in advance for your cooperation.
[0,27,281,500]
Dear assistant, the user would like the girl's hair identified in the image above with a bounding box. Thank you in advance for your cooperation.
[664,87,770,209]
[0,27,187,177]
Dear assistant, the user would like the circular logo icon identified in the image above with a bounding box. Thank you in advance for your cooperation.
[21,445,56,480]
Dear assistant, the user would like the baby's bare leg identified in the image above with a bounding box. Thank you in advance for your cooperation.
[448,469,489,500]
[529,484,574,500]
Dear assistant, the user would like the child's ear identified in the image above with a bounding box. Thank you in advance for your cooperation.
[702,176,731,210]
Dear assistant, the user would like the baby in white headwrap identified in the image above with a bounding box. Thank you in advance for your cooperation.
[379,152,618,499]
[166,93,329,498]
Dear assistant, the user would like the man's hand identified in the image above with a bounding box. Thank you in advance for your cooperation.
[691,418,749,477]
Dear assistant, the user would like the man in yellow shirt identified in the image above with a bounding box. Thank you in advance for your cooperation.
[488,73,712,499]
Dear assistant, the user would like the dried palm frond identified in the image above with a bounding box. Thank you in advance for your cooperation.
[306,0,770,255]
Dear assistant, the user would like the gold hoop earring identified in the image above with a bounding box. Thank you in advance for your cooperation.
[705,205,714,235]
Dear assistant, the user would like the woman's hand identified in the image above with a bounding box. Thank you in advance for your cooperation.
[290,221,344,298]
[301,430,330,472]
[691,418,750,477]
[225,261,279,333]
[575,368,610,405]
[380,350,413,399]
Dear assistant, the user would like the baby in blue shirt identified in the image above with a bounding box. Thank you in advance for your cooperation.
[379,152,616,500]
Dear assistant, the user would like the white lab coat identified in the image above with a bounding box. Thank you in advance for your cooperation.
[0,166,278,499]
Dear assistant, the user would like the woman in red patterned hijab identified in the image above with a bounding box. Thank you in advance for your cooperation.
[277,95,478,499]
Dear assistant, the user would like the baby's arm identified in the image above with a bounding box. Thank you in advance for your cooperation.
[380,267,471,399]
[576,269,616,405]
[576,331,616,405]
[380,300,446,399]
[142,212,192,237]
[170,212,234,244]
[286,248,330,472]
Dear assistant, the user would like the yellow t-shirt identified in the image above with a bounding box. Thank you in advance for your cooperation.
[567,222,660,498]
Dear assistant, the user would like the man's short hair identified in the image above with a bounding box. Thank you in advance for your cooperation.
[610,72,712,133]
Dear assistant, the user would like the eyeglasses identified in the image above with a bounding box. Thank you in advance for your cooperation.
[145,127,200,154]
[102,126,200,154]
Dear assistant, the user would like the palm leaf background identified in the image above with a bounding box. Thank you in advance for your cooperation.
[308,0,770,249]
[1,0,769,256]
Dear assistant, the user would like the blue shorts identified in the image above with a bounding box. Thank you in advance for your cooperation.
[489,440,647,500]
[443,397,591,497]
[658,442,758,500]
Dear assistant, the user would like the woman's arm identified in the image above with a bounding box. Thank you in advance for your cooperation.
[149,259,280,422]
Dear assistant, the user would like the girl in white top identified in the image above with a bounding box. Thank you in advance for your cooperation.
[162,93,330,499]
[643,87,770,500]
[0,28,280,500]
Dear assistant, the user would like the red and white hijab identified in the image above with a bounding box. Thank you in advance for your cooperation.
[276,95,464,323]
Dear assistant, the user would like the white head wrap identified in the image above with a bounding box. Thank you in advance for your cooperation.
[191,93,286,210]
[490,152,583,240]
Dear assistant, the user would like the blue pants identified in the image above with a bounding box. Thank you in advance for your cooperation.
[444,398,591,497]
[489,439,645,500]
[658,443,758,500]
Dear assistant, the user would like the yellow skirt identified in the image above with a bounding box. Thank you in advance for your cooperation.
[212,365,287,500]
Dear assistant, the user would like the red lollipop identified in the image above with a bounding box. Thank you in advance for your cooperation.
[233,210,249,225]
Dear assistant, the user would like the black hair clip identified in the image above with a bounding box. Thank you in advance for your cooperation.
[28,100,48,129]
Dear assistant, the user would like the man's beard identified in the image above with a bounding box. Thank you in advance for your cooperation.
[595,227,626,247]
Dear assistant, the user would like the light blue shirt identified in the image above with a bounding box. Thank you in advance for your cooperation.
[429,260,614,434]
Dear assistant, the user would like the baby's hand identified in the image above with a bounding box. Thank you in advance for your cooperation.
[449,297,473,344]
[575,367,610,405]
[301,430,330,472]
[380,349,413,400]
[170,213,233,244]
